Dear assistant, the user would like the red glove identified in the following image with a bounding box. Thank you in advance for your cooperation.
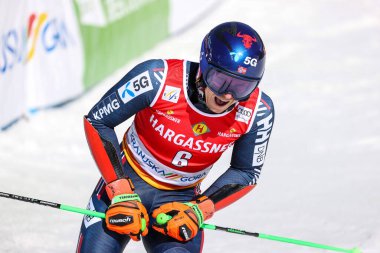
[152,196,215,241]
[105,178,149,241]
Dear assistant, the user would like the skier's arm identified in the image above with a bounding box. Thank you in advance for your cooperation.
[203,92,275,211]
[84,59,166,238]
[84,59,165,186]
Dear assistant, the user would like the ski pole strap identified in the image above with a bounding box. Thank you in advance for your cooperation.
[111,193,141,204]
[185,202,204,226]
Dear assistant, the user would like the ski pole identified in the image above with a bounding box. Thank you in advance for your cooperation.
[0,191,105,219]
[156,213,361,253]
[0,191,362,253]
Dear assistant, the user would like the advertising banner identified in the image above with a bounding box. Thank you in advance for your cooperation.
[74,0,170,89]
[0,3,29,129]
[25,1,84,110]
[0,1,84,129]
[1,0,216,130]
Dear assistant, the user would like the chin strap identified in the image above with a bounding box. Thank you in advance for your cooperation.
[195,80,206,103]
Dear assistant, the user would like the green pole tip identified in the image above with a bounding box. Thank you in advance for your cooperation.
[350,247,362,253]
[156,213,172,225]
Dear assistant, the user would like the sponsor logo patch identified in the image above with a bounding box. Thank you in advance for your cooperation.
[180,225,192,241]
[237,31,257,49]
[108,214,133,226]
[84,198,101,228]
[180,171,207,182]
[217,131,241,138]
[243,57,258,67]
[230,51,243,62]
[162,85,181,103]
[192,122,210,136]
[235,105,252,124]
[118,71,153,103]
[149,114,231,154]
[128,127,210,185]
[155,109,181,124]
[252,142,267,166]
[92,93,120,120]
[238,66,247,74]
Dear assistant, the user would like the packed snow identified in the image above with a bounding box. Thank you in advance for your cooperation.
[1,0,379,252]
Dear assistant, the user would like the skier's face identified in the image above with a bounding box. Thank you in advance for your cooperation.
[205,87,236,113]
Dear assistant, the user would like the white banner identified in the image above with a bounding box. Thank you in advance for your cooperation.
[0,3,27,128]
[0,0,218,130]
[0,0,84,129]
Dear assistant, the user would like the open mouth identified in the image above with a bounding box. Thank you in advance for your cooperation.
[214,97,229,106]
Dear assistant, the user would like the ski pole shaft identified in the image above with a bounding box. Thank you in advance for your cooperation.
[156,213,361,253]
[205,224,360,253]
[0,191,105,219]
[0,192,361,253]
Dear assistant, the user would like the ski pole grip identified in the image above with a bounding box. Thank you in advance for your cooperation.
[156,213,172,225]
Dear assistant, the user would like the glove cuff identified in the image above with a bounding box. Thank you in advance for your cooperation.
[186,196,215,225]
[106,177,135,200]
[111,193,141,204]
[195,196,215,221]
[185,202,204,225]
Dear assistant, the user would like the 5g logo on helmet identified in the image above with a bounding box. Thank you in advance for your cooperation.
[243,57,258,67]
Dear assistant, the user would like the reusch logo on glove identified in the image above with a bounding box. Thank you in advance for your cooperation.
[108,214,134,226]
[179,225,192,241]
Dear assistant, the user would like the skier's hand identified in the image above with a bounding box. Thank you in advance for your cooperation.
[104,178,149,241]
[151,196,214,241]
[105,194,149,241]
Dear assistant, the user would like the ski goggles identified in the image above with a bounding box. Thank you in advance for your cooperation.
[203,66,260,100]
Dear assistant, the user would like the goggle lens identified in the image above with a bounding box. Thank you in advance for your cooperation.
[204,68,259,100]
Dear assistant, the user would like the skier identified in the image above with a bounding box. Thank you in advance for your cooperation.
[77,21,275,253]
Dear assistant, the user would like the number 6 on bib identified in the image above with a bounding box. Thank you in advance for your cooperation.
[172,151,192,167]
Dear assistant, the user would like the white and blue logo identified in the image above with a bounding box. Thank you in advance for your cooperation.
[92,93,120,120]
[118,71,153,103]
[235,105,252,124]
[162,85,181,103]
